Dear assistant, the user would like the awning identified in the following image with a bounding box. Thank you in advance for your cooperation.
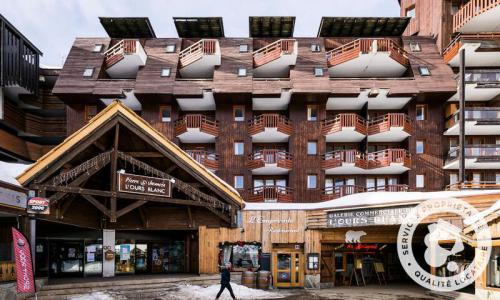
[99,17,156,38]
[174,17,225,38]
[249,16,295,38]
[317,17,410,37]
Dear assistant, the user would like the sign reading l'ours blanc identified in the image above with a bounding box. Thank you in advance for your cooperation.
[327,205,415,228]
[118,173,171,197]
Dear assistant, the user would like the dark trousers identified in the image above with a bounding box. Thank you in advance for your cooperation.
[216,282,236,299]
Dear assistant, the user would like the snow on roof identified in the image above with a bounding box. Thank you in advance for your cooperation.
[243,190,500,211]
[0,161,32,186]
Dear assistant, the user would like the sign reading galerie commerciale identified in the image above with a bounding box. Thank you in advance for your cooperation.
[118,172,171,198]
[327,205,415,228]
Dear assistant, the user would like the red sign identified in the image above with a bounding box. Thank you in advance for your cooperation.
[27,197,50,214]
[11,227,35,294]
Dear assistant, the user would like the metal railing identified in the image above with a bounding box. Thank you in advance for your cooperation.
[453,0,500,32]
[447,107,500,128]
[179,39,217,68]
[104,39,137,68]
[448,144,500,159]
[253,39,296,67]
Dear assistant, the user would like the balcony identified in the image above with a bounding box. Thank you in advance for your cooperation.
[327,89,412,110]
[178,39,221,79]
[445,107,500,135]
[447,181,500,190]
[185,150,218,171]
[253,39,298,78]
[443,34,500,67]
[248,114,293,142]
[326,38,409,78]
[452,0,500,33]
[322,114,367,142]
[174,114,218,143]
[366,184,409,192]
[444,145,500,169]
[247,186,293,203]
[447,69,500,101]
[366,149,411,174]
[321,185,365,201]
[104,40,147,79]
[322,150,367,175]
[367,113,412,142]
[247,150,293,175]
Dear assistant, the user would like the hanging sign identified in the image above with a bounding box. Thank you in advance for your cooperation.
[118,173,171,197]
[26,197,50,214]
[11,227,36,294]
[327,205,415,228]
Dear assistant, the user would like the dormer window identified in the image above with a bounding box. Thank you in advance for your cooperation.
[92,44,103,53]
[310,44,321,52]
[165,44,176,53]
[409,42,421,52]
[418,66,430,76]
[238,67,247,77]
[239,44,248,53]
[83,68,94,77]
[161,68,171,77]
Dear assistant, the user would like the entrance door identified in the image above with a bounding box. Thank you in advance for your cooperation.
[49,241,84,278]
[272,250,303,287]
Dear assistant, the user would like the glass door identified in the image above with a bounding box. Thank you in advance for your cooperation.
[115,241,135,275]
[135,243,148,273]
[84,240,102,277]
[272,250,304,287]
[276,253,292,285]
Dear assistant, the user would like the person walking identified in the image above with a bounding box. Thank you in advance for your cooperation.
[216,262,236,299]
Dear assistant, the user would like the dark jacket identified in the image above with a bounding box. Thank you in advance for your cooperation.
[220,268,231,284]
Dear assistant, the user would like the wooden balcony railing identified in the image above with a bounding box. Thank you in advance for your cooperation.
[443,33,500,64]
[179,39,217,68]
[452,0,500,33]
[246,186,293,203]
[322,114,367,136]
[321,150,367,170]
[366,184,409,192]
[367,113,412,136]
[447,181,500,190]
[185,150,218,171]
[104,39,137,68]
[326,38,409,68]
[247,150,293,171]
[367,149,411,169]
[321,185,366,201]
[248,114,293,136]
[174,114,219,137]
[253,39,296,68]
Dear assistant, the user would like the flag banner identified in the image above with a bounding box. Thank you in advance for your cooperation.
[11,227,36,294]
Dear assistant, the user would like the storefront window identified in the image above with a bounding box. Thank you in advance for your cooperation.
[84,241,102,276]
[115,241,136,274]
[219,242,261,271]
[487,246,500,287]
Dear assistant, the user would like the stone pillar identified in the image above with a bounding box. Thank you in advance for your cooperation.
[102,229,115,277]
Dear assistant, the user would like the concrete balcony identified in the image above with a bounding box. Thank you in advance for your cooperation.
[174,114,218,143]
[104,40,147,79]
[247,150,293,175]
[321,185,365,201]
[452,0,500,33]
[447,69,500,101]
[322,114,367,142]
[366,149,411,174]
[367,113,412,142]
[178,39,221,79]
[327,89,412,110]
[327,38,409,78]
[247,186,293,203]
[253,39,298,78]
[444,145,500,169]
[252,90,292,111]
[444,107,500,135]
[443,34,500,67]
[184,150,218,171]
[248,114,293,143]
[322,150,367,175]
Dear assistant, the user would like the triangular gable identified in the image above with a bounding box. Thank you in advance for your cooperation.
[17,101,243,208]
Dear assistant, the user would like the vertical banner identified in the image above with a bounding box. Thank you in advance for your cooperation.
[11,227,36,294]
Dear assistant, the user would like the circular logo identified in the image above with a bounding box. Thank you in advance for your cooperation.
[397,198,492,292]
[17,238,25,247]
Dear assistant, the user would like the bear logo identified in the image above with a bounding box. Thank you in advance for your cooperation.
[345,230,366,243]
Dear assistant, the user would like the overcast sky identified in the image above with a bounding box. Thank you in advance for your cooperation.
[1,0,400,67]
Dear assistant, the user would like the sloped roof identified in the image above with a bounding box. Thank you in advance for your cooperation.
[318,17,410,37]
[99,17,156,38]
[249,16,295,38]
[173,17,224,38]
[17,101,243,207]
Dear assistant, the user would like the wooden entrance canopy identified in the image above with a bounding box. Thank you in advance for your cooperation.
[17,101,243,229]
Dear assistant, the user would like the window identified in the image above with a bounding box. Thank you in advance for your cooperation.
[233,106,245,122]
[487,247,500,288]
[220,243,260,271]
[161,68,171,77]
[314,67,324,77]
[159,106,171,122]
[165,44,176,53]
[418,66,431,76]
[84,105,97,122]
[83,68,94,78]
[307,175,317,189]
[307,141,317,155]
[406,6,416,18]
[416,174,425,188]
[310,44,321,52]
[234,142,244,155]
[234,175,244,189]
[416,104,426,121]
[239,44,248,53]
[409,42,421,52]
[416,140,425,154]
[238,68,247,77]
[92,44,103,52]
[307,105,318,121]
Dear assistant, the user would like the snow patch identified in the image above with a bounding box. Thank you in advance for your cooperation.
[0,161,32,186]
[166,283,284,300]
[69,292,115,300]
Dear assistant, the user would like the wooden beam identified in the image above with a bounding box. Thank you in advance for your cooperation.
[187,206,193,228]
[94,140,107,151]
[37,185,112,197]
[138,207,148,228]
[82,194,111,217]
[59,196,75,220]
[165,164,177,173]
[110,124,120,222]
[126,152,163,158]
[116,201,147,218]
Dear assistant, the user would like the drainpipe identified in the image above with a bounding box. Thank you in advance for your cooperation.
[458,49,466,186]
